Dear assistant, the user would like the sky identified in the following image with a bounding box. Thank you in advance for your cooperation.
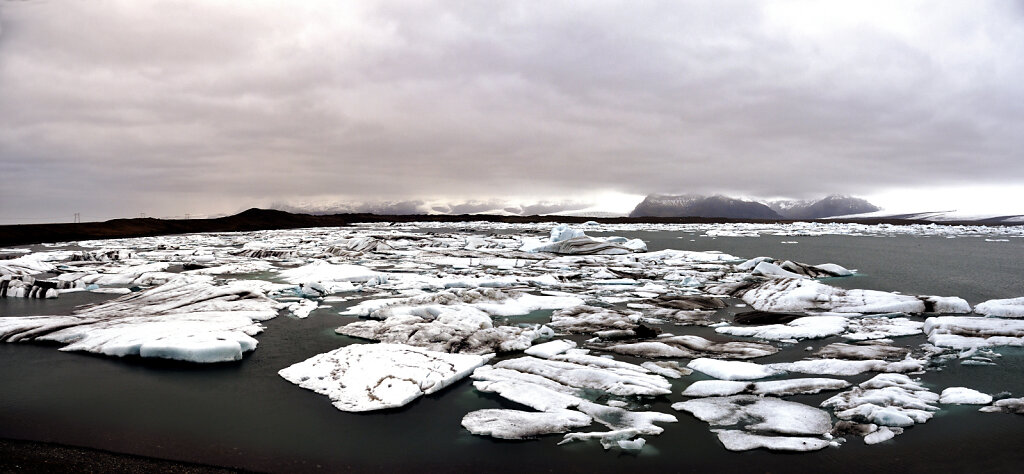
[1,0,1023,223]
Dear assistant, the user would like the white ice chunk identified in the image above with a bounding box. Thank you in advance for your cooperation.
[924,316,1024,349]
[674,395,832,435]
[735,278,968,314]
[939,387,993,405]
[682,378,851,397]
[769,358,926,376]
[687,358,784,381]
[716,316,848,341]
[525,339,577,358]
[279,343,489,412]
[863,426,899,445]
[712,430,831,452]
[974,297,1024,318]
[279,260,381,284]
[0,276,279,363]
[461,409,592,439]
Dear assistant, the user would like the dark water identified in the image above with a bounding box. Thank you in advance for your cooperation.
[2,233,1024,473]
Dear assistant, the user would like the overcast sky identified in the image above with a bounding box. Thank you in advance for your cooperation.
[2,0,1023,223]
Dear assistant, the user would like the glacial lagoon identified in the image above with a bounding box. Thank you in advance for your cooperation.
[2,222,1024,472]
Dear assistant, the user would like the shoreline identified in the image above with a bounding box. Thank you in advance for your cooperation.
[1,207,1014,247]
[0,437,251,473]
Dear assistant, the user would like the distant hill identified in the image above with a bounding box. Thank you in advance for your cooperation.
[629,194,782,219]
[767,195,881,219]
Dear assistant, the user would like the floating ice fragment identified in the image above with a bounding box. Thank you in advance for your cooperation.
[939,387,993,405]
[681,378,851,397]
[687,358,784,380]
[279,343,489,412]
[924,316,1024,349]
[525,339,577,358]
[461,409,592,439]
[712,430,831,452]
[0,276,279,363]
[974,297,1024,318]
[715,315,848,341]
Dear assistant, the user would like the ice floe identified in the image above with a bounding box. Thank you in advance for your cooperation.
[687,358,784,380]
[924,316,1024,349]
[462,409,593,439]
[681,378,851,397]
[974,297,1024,318]
[464,353,676,447]
[714,277,970,314]
[979,398,1024,415]
[715,315,848,341]
[279,343,489,412]
[596,335,777,360]
[769,358,926,376]
[939,387,993,405]
[711,430,832,452]
[0,276,279,362]
[673,395,833,452]
[336,305,552,354]
[822,374,939,434]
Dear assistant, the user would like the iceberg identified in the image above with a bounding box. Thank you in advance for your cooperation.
[598,335,777,360]
[821,374,939,430]
[336,305,552,354]
[711,430,831,452]
[681,378,851,397]
[687,358,784,380]
[715,315,848,341]
[939,387,993,405]
[462,409,592,439]
[720,277,970,314]
[974,297,1024,318]
[0,276,279,363]
[280,343,488,412]
[924,316,1024,349]
[769,358,926,376]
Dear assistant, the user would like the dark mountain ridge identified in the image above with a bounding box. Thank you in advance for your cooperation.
[629,194,782,219]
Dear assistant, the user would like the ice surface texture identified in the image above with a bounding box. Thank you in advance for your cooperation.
[0,276,278,363]
[279,343,489,412]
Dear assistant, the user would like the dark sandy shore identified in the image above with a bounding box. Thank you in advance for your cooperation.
[0,438,251,474]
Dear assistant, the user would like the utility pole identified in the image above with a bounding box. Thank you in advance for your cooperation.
[73,212,80,223]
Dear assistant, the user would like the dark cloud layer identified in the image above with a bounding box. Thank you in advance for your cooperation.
[1,1,1023,222]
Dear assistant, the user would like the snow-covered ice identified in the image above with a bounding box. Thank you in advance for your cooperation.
[974,297,1024,318]
[0,276,279,363]
[279,343,489,412]
[681,378,851,397]
[687,358,784,380]
[939,387,993,405]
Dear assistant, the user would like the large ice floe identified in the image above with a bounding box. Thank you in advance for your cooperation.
[673,395,834,451]
[712,277,970,314]
[821,374,939,443]
[924,316,1024,349]
[520,224,647,255]
[0,276,279,362]
[279,343,489,412]
[595,335,777,359]
[973,297,1024,318]
[463,352,677,447]
[336,288,580,354]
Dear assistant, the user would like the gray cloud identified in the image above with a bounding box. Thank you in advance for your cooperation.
[1,1,1023,222]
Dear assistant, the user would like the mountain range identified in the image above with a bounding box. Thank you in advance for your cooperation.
[629,194,880,219]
